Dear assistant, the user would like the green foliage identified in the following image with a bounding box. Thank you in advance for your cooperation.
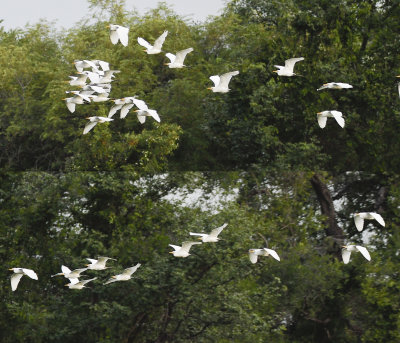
[1,0,400,342]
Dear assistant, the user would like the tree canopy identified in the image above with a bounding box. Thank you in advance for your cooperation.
[1,0,400,342]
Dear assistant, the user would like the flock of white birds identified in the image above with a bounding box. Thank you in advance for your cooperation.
[9,24,387,291]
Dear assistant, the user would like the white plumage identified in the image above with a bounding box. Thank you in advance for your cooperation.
[208,71,239,93]
[189,223,228,242]
[138,31,168,54]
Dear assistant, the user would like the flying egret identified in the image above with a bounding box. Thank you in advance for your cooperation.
[88,93,110,102]
[85,257,116,270]
[67,74,88,87]
[133,99,160,123]
[208,71,240,93]
[353,212,385,232]
[63,94,91,113]
[317,82,353,91]
[169,241,202,257]
[108,97,136,119]
[83,117,113,135]
[137,30,168,54]
[81,84,112,94]
[65,277,97,289]
[248,248,281,264]
[108,24,129,46]
[73,59,97,73]
[342,245,371,264]
[98,70,120,83]
[317,111,345,128]
[165,48,193,68]
[104,263,141,285]
[273,57,304,76]
[189,223,228,242]
[9,268,38,291]
[51,265,87,285]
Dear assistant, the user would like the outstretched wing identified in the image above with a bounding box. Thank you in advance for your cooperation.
[120,104,134,119]
[104,278,118,285]
[11,273,24,291]
[61,265,72,274]
[22,269,38,280]
[249,251,258,264]
[66,100,76,113]
[83,121,97,135]
[68,277,80,285]
[284,57,304,73]
[165,53,176,63]
[137,37,152,50]
[82,277,97,285]
[317,115,327,128]
[189,232,207,237]
[354,214,364,232]
[209,223,228,238]
[98,60,110,71]
[110,30,119,44]
[209,75,220,87]
[137,115,146,124]
[169,244,181,252]
[117,26,129,46]
[123,263,141,276]
[342,249,351,264]
[133,99,148,111]
[264,248,280,261]
[181,241,202,253]
[86,258,97,264]
[173,48,193,65]
[219,71,239,89]
[153,30,168,51]
[370,213,385,227]
[108,104,123,118]
[148,110,160,122]
[356,246,371,261]
[331,111,345,128]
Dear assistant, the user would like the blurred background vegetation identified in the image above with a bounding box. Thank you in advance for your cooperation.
[1,0,400,342]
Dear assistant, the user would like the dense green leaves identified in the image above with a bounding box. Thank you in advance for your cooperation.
[1,0,400,342]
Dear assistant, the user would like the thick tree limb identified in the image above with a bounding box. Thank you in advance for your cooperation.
[310,174,344,257]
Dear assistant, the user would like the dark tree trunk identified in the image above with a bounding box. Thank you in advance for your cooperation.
[310,174,344,258]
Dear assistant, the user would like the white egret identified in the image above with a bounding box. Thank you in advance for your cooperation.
[317,82,353,91]
[67,74,88,87]
[104,263,141,285]
[65,277,97,289]
[83,117,113,135]
[138,30,168,54]
[73,59,97,73]
[248,248,280,264]
[342,245,371,264]
[169,241,202,257]
[133,99,160,123]
[51,265,87,285]
[98,70,120,83]
[88,93,110,102]
[108,97,135,119]
[81,84,112,94]
[9,268,38,291]
[85,257,116,270]
[273,57,304,76]
[165,48,193,68]
[354,212,385,232]
[63,94,91,113]
[317,111,345,128]
[91,59,110,72]
[189,223,228,243]
[108,24,129,46]
[208,71,240,93]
